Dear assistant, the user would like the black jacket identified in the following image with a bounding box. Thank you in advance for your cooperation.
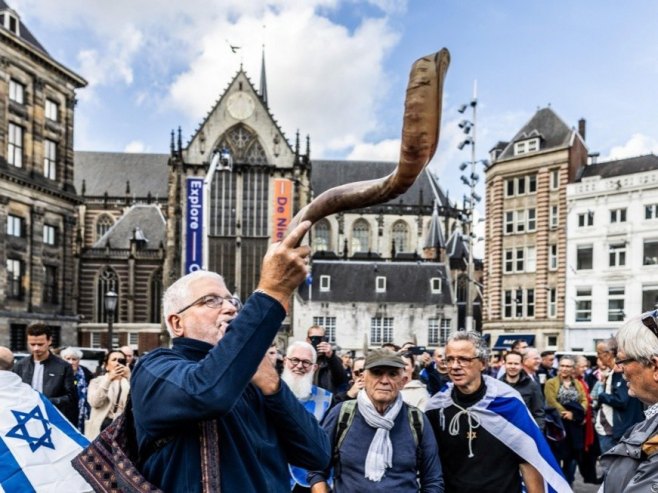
[13,352,78,423]
[500,371,546,430]
[597,371,645,440]
[313,352,348,393]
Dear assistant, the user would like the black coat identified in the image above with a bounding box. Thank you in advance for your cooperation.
[500,371,546,430]
[13,352,78,423]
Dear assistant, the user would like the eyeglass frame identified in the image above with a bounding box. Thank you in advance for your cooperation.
[176,294,243,315]
[444,355,481,367]
[614,357,636,367]
[286,357,315,369]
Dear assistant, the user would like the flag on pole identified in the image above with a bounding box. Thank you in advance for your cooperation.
[0,371,92,492]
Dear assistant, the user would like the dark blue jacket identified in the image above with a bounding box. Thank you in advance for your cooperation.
[131,292,331,492]
[597,371,645,441]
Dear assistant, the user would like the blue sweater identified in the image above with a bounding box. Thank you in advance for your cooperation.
[131,292,331,492]
[309,401,444,492]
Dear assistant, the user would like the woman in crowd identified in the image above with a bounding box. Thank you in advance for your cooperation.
[85,349,130,440]
[400,352,430,410]
[330,356,365,407]
[61,347,93,432]
[544,355,588,486]
[600,310,658,491]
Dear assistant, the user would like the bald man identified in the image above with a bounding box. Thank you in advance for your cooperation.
[0,346,14,371]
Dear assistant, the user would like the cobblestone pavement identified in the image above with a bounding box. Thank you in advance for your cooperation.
[573,470,601,493]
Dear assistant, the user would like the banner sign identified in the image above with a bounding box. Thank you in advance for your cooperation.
[272,179,293,243]
[185,177,204,273]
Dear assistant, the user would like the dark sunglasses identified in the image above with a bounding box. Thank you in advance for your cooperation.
[353,369,365,377]
[641,309,658,338]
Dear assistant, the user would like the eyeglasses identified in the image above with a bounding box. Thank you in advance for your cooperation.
[287,357,314,369]
[614,357,636,367]
[177,294,242,315]
[445,356,480,367]
[642,310,658,338]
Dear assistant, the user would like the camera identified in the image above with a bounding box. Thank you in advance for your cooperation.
[309,335,328,349]
[117,358,127,366]
[407,346,427,356]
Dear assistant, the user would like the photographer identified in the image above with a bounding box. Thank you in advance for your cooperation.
[85,349,130,440]
[306,325,348,393]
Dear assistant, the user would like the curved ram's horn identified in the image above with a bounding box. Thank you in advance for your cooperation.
[286,48,450,244]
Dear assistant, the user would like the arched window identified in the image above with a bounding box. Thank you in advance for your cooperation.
[149,269,162,324]
[351,219,370,254]
[96,267,119,323]
[456,274,469,303]
[392,220,409,253]
[96,214,114,241]
[313,219,331,252]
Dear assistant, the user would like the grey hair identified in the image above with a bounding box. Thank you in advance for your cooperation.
[286,341,317,364]
[559,355,576,366]
[162,270,226,336]
[60,347,83,360]
[447,330,489,362]
[616,314,658,365]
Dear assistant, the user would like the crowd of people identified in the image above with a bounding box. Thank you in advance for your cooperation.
[3,219,658,492]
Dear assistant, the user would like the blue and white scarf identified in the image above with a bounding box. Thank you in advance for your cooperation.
[73,367,90,433]
[426,374,571,493]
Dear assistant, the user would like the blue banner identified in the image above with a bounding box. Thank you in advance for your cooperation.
[185,177,204,273]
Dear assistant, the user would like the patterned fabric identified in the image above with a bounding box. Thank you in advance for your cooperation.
[556,381,580,406]
[74,366,90,432]
[72,393,220,493]
[645,402,658,420]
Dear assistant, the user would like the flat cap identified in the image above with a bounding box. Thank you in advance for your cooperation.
[364,349,406,370]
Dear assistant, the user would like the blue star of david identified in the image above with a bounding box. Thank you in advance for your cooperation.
[5,405,55,452]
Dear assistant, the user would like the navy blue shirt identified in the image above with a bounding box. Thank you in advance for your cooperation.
[131,292,331,492]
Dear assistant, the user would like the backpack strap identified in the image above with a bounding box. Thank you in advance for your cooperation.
[407,405,424,476]
[333,400,358,479]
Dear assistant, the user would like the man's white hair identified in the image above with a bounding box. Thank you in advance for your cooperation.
[286,341,317,364]
[161,270,226,337]
[617,313,658,364]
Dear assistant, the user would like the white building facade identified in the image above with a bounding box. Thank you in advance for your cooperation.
[565,154,658,350]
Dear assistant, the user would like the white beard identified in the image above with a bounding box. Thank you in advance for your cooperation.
[282,367,314,400]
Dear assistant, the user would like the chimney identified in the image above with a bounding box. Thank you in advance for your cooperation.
[578,118,586,141]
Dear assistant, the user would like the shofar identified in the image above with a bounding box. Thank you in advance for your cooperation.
[286,48,450,244]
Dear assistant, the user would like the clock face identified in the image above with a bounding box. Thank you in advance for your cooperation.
[227,92,255,120]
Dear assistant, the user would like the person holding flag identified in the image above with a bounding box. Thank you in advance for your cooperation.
[425,331,570,493]
[0,346,92,492]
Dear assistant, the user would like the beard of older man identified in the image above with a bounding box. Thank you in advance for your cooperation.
[281,366,314,400]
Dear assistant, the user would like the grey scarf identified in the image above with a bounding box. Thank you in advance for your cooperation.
[356,390,403,481]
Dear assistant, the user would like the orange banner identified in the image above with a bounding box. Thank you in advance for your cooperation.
[272,178,293,242]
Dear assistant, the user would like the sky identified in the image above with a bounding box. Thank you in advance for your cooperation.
[11,0,658,226]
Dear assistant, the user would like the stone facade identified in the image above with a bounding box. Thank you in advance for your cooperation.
[0,4,86,350]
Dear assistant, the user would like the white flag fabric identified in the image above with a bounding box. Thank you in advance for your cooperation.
[0,371,92,492]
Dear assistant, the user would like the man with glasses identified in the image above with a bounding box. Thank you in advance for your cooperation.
[426,331,569,492]
[281,341,332,492]
[130,221,331,492]
[600,310,658,491]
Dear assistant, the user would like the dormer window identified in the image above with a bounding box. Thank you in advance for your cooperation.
[320,275,331,292]
[514,137,540,156]
[430,277,442,293]
[0,10,20,36]
[375,276,386,293]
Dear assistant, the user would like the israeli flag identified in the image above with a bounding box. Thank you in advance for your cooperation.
[0,371,91,492]
[426,374,571,493]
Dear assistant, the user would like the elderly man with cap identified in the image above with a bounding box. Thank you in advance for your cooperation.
[600,310,658,492]
[309,349,443,492]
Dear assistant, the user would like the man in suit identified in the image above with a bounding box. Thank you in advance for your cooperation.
[13,323,77,423]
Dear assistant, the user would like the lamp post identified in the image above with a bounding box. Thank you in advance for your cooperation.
[202,147,233,270]
[104,290,118,351]
[457,82,488,332]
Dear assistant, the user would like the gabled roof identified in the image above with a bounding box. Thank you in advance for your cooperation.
[0,1,48,54]
[299,260,452,304]
[497,107,574,160]
[579,154,658,180]
[311,160,437,208]
[93,204,166,249]
[75,151,169,198]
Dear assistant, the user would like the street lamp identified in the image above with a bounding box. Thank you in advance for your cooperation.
[104,290,118,351]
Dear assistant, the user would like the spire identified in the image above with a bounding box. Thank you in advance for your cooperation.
[170,130,175,156]
[424,201,445,250]
[305,134,311,161]
[259,44,268,107]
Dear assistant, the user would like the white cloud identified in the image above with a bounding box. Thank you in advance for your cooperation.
[346,138,399,161]
[124,140,149,153]
[603,133,658,161]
